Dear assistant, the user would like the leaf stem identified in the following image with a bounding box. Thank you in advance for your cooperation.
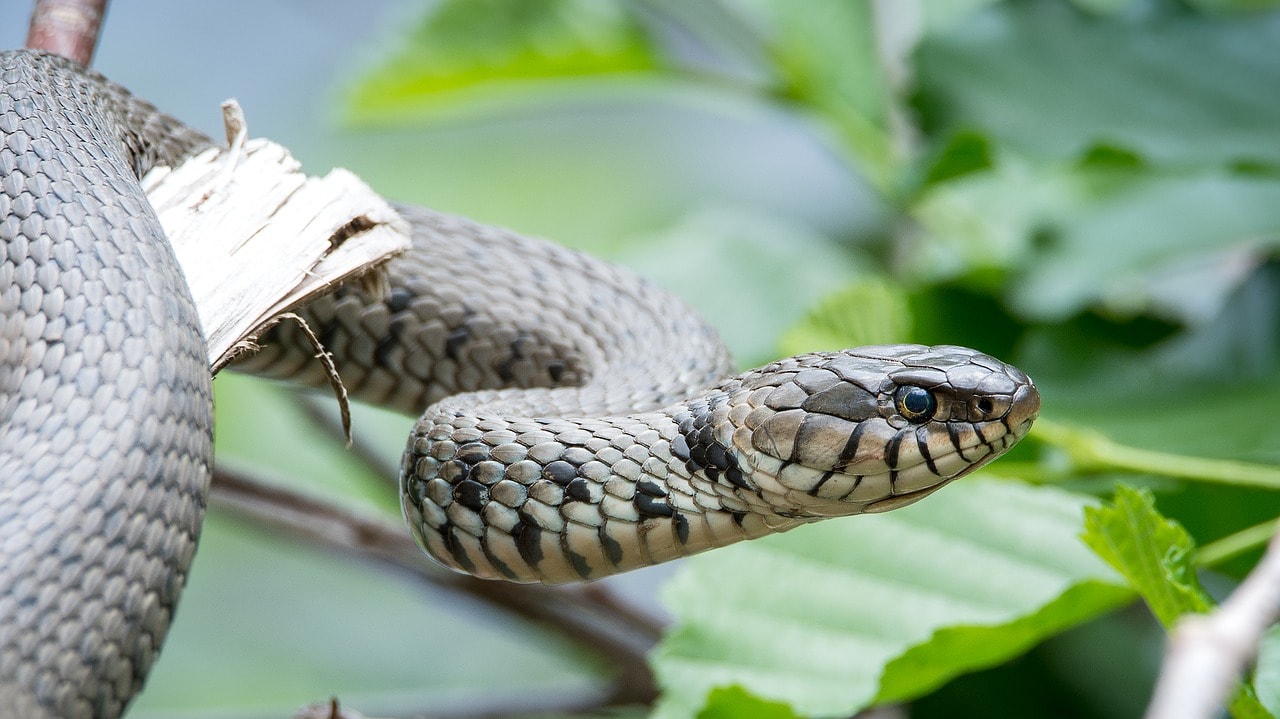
[1032,418,1280,490]
[1194,518,1280,569]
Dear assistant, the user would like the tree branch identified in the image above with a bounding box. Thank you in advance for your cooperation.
[1145,526,1280,718]
[26,0,108,66]
[210,466,662,710]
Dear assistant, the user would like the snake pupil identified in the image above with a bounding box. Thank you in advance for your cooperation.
[895,386,937,422]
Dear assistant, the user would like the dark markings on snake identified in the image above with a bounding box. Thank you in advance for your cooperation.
[445,325,470,361]
[453,479,488,512]
[670,433,691,462]
[809,470,835,496]
[386,286,413,313]
[496,356,516,383]
[600,526,624,565]
[634,491,674,518]
[457,442,489,464]
[947,422,970,463]
[568,548,593,580]
[547,359,566,383]
[481,534,520,581]
[915,425,939,475]
[565,477,592,503]
[636,478,667,498]
[885,429,905,470]
[724,464,748,490]
[440,459,470,483]
[406,477,429,506]
[544,460,577,486]
[444,528,477,574]
[730,510,748,527]
[834,421,868,472]
[375,319,402,369]
[515,521,544,567]
[674,512,690,544]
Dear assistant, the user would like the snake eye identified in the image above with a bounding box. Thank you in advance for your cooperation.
[894,386,937,423]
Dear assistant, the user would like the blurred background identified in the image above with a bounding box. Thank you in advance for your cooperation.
[5,0,1280,717]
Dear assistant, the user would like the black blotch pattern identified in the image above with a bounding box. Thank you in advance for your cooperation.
[445,325,470,361]
[674,397,750,489]
[635,492,675,518]
[482,537,520,581]
[568,549,593,580]
[548,360,566,382]
[444,528,477,573]
[600,527,624,565]
[565,478,592,503]
[544,460,577,486]
[674,513,690,544]
[515,521,543,567]
[637,478,667,497]
[385,286,413,313]
[454,479,487,511]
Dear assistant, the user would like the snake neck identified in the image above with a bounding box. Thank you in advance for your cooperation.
[401,387,810,585]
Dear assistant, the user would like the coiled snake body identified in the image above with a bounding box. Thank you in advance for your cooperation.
[0,50,1040,717]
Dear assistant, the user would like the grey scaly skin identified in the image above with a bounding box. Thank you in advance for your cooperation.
[0,51,214,718]
[0,47,1040,718]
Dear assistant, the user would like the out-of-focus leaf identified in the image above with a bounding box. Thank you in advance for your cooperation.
[777,277,912,356]
[1023,262,1280,463]
[695,686,800,719]
[649,479,1128,718]
[1255,625,1280,716]
[919,130,995,189]
[725,0,898,188]
[910,160,1280,323]
[1081,486,1272,718]
[1187,0,1280,13]
[617,208,866,366]
[919,0,1007,33]
[348,0,658,124]
[917,0,1280,166]
[1068,0,1139,14]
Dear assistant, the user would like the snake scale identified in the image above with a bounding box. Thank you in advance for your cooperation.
[0,50,1040,718]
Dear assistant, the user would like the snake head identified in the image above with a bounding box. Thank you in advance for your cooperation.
[727,344,1040,518]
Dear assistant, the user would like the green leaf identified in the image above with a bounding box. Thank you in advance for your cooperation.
[1081,485,1210,626]
[347,0,658,124]
[616,208,867,367]
[916,1,1280,167]
[777,277,912,357]
[730,0,898,189]
[696,686,800,719]
[1081,485,1273,719]
[649,479,1128,718]
[909,160,1280,323]
[919,130,995,189]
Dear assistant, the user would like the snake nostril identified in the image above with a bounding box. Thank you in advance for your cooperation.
[976,398,994,415]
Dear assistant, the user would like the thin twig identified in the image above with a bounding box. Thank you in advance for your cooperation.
[210,467,662,709]
[1032,418,1280,490]
[1145,525,1280,718]
[26,0,108,66]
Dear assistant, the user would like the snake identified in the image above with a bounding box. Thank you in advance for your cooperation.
[0,49,1041,718]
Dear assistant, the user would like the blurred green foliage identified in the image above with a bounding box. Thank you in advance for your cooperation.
[137,0,1280,717]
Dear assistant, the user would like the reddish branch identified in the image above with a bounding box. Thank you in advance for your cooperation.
[25,0,108,66]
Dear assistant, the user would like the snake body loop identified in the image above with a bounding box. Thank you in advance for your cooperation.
[0,51,214,718]
[0,49,1040,717]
